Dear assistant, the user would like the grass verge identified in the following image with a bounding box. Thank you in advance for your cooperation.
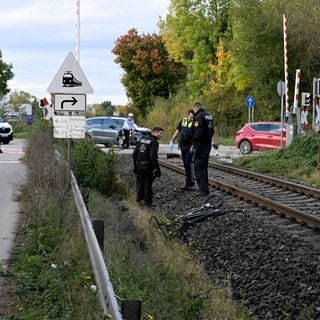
[88,192,251,319]
[234,132,320,186]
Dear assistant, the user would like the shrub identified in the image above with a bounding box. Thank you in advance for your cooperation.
[71,140,128,197]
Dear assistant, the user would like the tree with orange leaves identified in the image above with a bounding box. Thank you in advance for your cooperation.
[112,28,186,117]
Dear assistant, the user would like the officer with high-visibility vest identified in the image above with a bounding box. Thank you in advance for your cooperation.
[169,109,195,190]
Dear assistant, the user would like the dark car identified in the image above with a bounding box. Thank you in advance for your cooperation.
[236,121,286,154]
[85,117,122,147]
[0,117,14,144]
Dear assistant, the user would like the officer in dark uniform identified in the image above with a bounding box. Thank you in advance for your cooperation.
[133,127,164,206]
[191,102,214,196]
[169,109,195,190]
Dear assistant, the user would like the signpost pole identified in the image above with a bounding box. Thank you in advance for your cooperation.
[68,112,72,181]
[246,96,255,123]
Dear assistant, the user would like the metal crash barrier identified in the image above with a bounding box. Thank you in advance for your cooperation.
[71,172,124,319]
[54,150,141,319]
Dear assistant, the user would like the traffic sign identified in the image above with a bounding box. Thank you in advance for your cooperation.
[53,116,86,139]
[246,96,255,108]
[277,80,285,97]
[47,52,93,94]
[54,93,86,111]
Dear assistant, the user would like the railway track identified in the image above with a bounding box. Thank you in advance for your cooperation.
[158,158,320,229]
[119,154,320,318]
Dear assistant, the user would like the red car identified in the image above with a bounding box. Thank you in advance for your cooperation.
[236,122,286,154]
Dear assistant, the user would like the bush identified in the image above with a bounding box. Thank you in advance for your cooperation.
[72,140,128,197]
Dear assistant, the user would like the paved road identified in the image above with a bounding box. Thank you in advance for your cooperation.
[0,140,26,266]
[113,143,243,160]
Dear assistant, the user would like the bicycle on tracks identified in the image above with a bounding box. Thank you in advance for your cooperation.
[150,193,244,238]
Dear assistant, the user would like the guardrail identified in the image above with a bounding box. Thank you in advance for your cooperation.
[71,171,123,319]
[55,150,141,319]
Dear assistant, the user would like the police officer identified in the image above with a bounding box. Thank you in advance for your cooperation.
[169,109,195,190]
[191,102,214,196]
[133,127,164,206]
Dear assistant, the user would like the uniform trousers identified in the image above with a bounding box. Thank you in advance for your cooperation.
[194,143,211,194]
[180,145,194,187]
[136,167,154,206]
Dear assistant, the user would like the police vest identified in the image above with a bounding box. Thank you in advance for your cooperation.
[179,118,193,146]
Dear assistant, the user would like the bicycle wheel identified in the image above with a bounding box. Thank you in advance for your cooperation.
[202,193,223,209]
[150,216,184,238]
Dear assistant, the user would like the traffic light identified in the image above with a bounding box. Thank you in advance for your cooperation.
[301,92,311,106]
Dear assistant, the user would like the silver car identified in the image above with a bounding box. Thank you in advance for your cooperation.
[85,117,122,147]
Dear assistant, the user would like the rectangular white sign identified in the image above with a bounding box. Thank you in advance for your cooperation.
[53,116,86,139]
[54,93,86,111]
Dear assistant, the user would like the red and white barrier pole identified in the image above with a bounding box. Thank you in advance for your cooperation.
[293,69,301,114]
[283,14,290,117]
[39,97,55,121]
[75,0,80,62]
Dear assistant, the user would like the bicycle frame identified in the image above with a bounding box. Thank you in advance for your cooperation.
[151,193,230,238]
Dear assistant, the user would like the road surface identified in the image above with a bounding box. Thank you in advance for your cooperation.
[0,139,26,266]
[111,143,243,160]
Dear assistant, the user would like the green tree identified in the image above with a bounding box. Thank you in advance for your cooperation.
[159,0,320,125]
[112,28,187,117]
[9,90,37,106]
[0,55,14,119]
[101,100,115,115]
[227,0,320,119]
[160,0,233,96]
[9,90,40,119]
[0,50,14,98]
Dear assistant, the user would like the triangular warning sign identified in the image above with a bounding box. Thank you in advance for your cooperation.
[47,52,93,94]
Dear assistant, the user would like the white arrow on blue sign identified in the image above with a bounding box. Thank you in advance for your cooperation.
[246,96,255,108]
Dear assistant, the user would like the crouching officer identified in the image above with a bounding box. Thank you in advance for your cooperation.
[133,127,164,206]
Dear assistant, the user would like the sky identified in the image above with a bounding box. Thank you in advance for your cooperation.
[0,0,170,105]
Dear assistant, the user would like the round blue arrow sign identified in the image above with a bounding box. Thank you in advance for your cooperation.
[246,96,255,108]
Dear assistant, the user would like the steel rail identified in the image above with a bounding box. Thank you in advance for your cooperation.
[159,159,320,229]
[209,161,320,199]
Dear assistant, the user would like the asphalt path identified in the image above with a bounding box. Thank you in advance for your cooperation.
[113,143,243,160]
[0,139,26,266]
